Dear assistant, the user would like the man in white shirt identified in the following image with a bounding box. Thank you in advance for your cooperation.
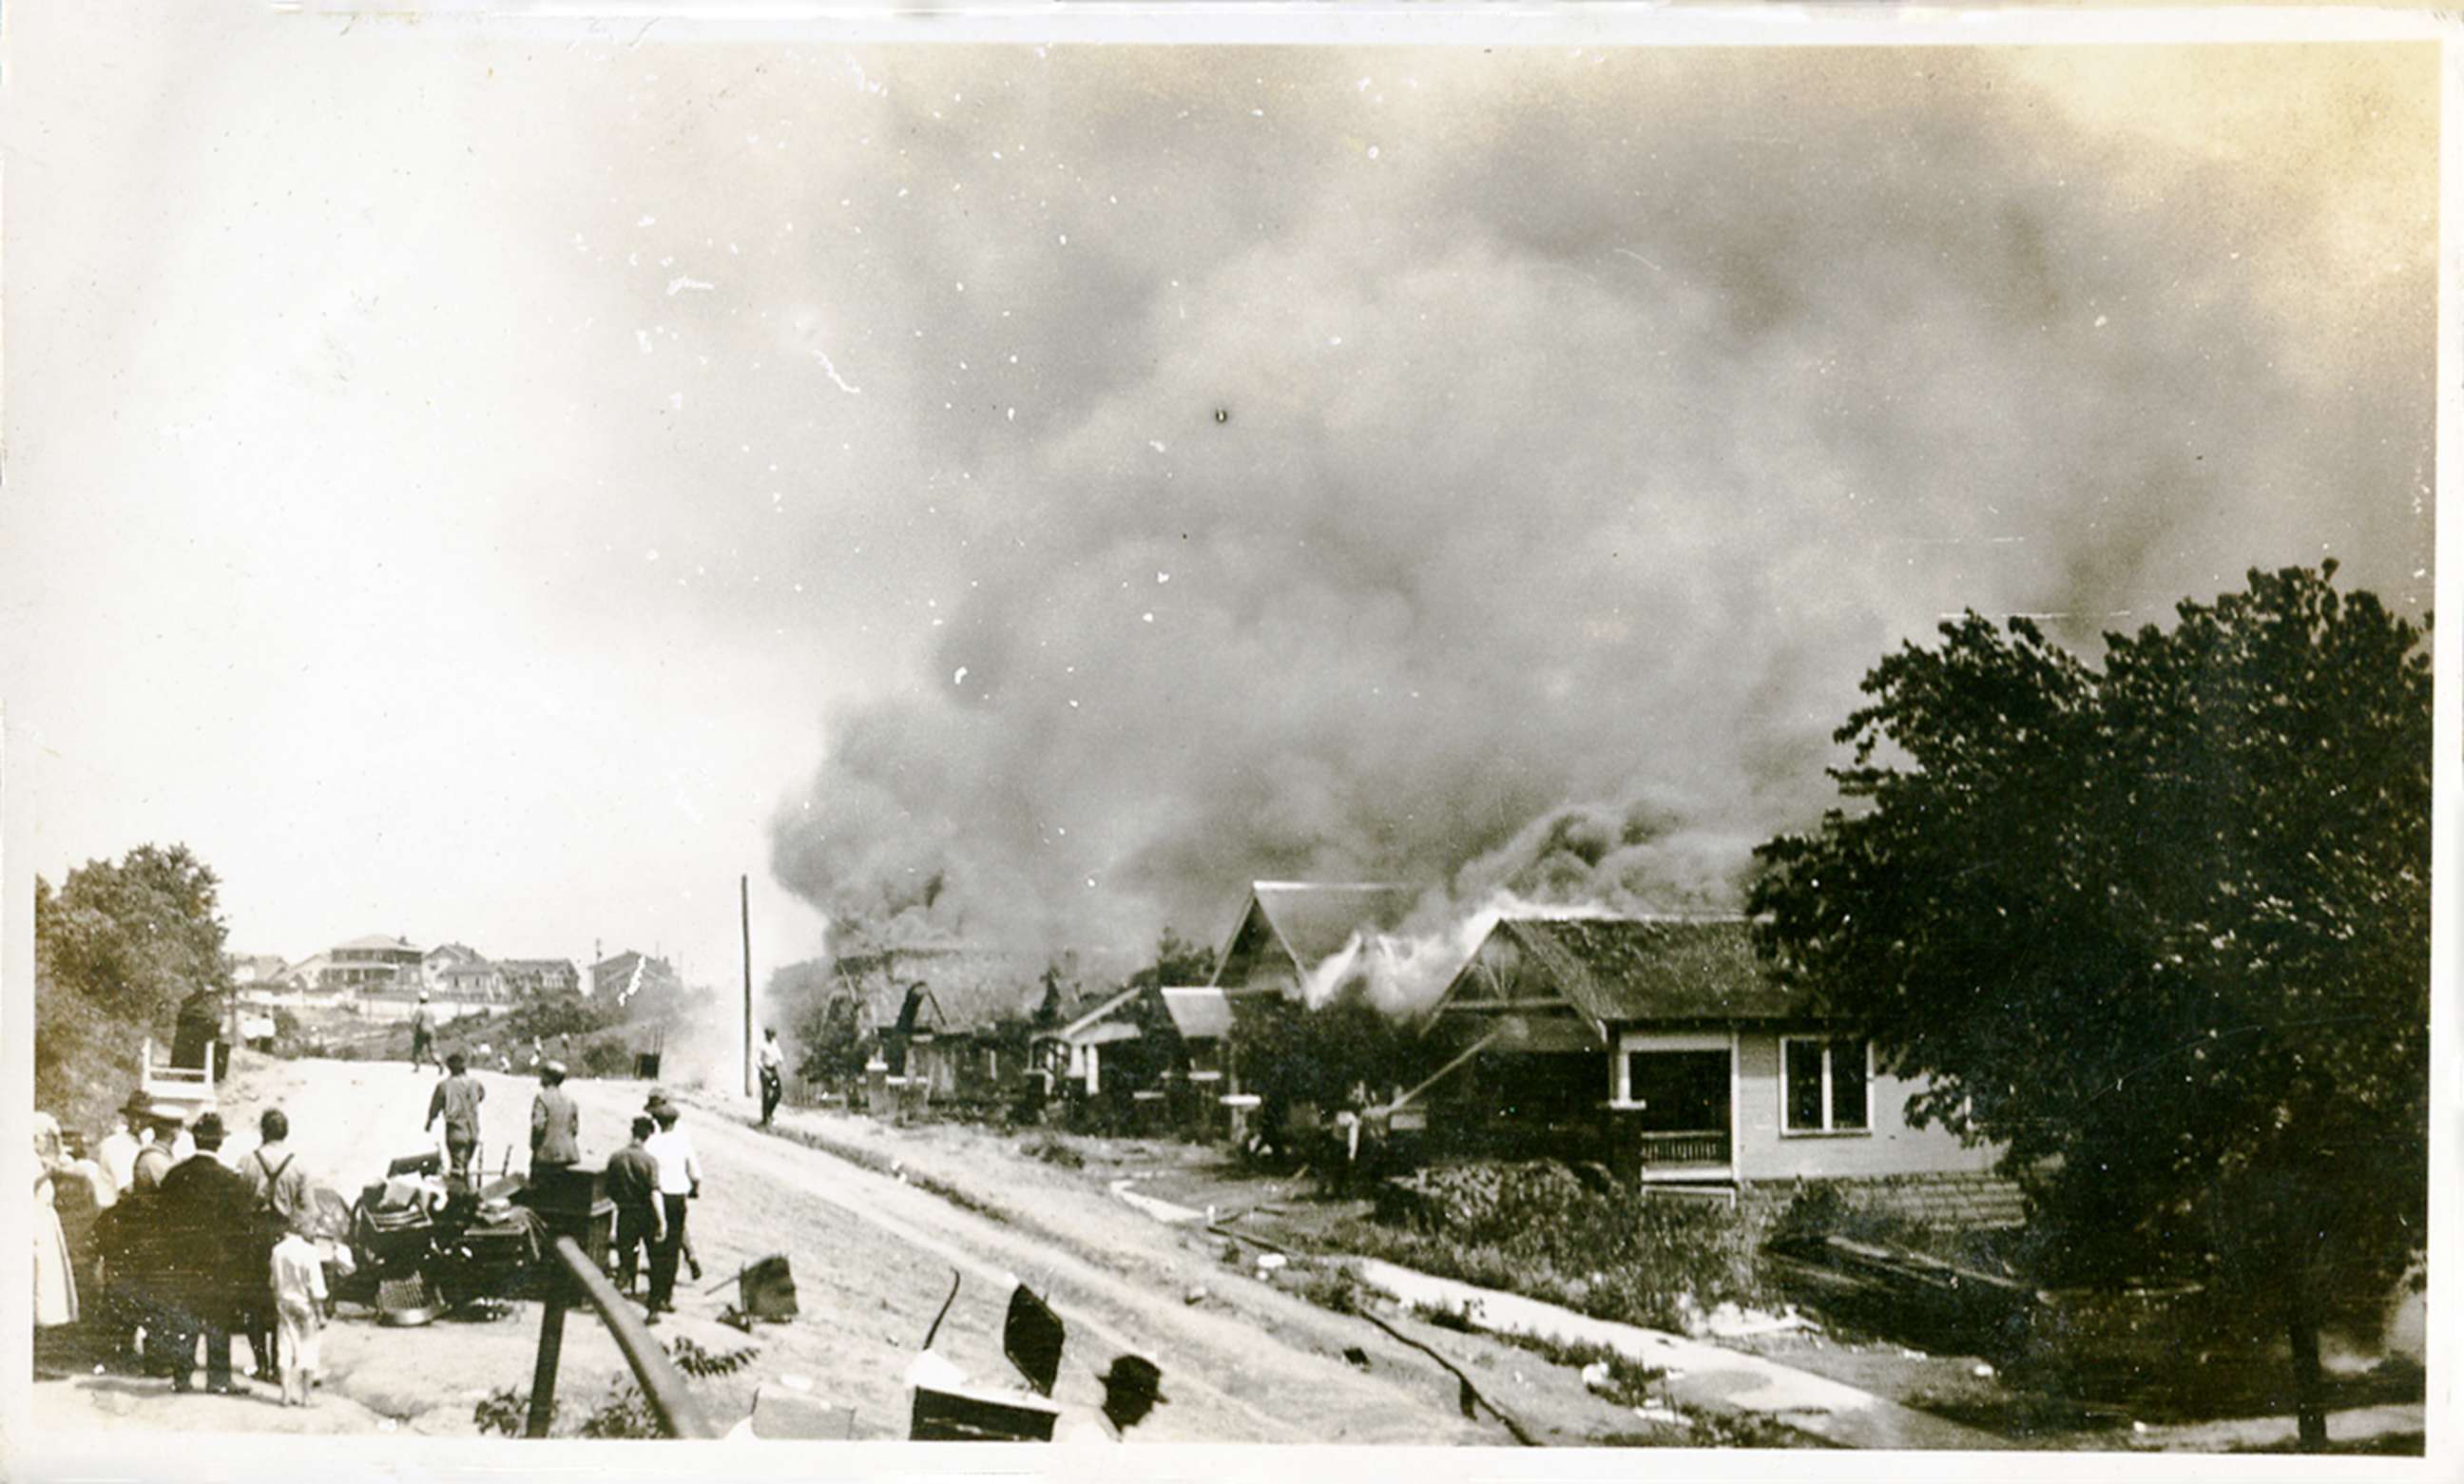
[641,1097,702,1317]
[97,1106,144,1200]
[757,1029,786,1127]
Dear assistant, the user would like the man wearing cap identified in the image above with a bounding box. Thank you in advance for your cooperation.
[603,1115,664,1301]
[409,993,440,1073]
[155,1112,257,1394]
[425,1050,486,1185]
[529,1062,581,1175]
[641,1096,702,1317]
[1056,1355,1168,1442]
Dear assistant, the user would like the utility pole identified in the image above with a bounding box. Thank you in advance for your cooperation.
[741,874,754,1099]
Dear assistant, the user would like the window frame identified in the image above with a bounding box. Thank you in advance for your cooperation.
[1780,1034,1873,1137]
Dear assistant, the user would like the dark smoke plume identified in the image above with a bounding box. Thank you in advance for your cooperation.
[766,48,2434,999]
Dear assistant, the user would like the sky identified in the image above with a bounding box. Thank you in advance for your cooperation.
[2,10,2439,1004]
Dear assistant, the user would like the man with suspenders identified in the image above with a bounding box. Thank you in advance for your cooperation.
[241,1109,309,1382]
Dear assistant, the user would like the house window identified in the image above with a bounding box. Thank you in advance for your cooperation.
[1623,1050,1730,1133]
[1782,1037,1870,1133]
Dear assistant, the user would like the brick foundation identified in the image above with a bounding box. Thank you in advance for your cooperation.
[1723,1171,2030,1232]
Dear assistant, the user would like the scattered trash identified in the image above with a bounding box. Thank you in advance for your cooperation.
[1632,1401,1687,1426]
[1900,1349,1928,1360]
[2131,1420,2148,1435]
[1184,1286,1208,1306]
[1580,1360,1613,1395]
[1342,1346,1371,1370]
[1971,1362,1996,1379]
[1256,1254,1288,1272]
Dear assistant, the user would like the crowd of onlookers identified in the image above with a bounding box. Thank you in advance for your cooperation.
[34,1096,340,1405]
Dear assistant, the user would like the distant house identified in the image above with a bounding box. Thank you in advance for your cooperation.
[1423,915,2009,1214]
[326,934,425,990]
[424,943,507,1002]
[226,954,289,987]
[239,958,349,1013]
[498,958,582,997]
[590,950,682,1005]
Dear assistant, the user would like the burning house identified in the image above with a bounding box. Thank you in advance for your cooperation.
[1418,915,2011,1216]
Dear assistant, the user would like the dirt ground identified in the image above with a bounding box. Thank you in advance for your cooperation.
[29,1055,1665,1446]
[29,1055,2422,1455]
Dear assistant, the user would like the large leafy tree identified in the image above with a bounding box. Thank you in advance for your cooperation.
[1751,565,2430,1449]
[34,843,236,1127]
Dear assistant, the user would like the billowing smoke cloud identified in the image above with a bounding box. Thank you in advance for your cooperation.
[766,48,2434,989]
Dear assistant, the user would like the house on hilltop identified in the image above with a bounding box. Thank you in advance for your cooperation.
[423,943,506,1001]
[326,934,424,990]
[1422,915,2015,1223]
[498,958,582,997]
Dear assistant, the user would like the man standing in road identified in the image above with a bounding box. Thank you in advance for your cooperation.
[641,1096,702,1318]
[757,1028,785,1127]
[409,993,441,1073]
[529,1061,581,1176]
[425,1051,486,1186]
[155,1113,255,1394]
[604,1115,664,1302]
[241,1108,310,1382]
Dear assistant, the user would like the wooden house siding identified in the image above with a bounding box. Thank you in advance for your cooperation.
[1728,1031,2000,1182]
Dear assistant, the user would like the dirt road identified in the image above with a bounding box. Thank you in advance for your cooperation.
[31,1055,1551,1444]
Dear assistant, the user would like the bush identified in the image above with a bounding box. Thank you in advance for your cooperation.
[1024,1134,1084,1169]
[471,1336,755,1438]
[1338,1159,1768,1332]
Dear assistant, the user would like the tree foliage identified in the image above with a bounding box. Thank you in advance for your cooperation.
[1751,565,2430,1444]
[34,843,235,1126]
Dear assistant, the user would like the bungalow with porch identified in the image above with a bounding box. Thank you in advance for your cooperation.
[1422,915,2016,1224]
[1209,881,1418,1141]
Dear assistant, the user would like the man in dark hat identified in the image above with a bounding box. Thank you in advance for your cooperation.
[529,1062,580,1175]
[1058,1355,1168,1442]
[154,1112,257,1394]
[425,1050,486,1185]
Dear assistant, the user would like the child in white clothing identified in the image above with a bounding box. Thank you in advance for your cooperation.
[268,1223,328,1406]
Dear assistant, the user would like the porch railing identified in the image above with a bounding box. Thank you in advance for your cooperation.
[1635,1131,1731,1167]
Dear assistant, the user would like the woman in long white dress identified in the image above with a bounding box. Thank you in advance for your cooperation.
[32,1112,80,1329]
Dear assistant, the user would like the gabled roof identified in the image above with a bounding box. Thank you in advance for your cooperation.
[425,942,484,964]
[1230,882,1418,974]
[1160,986,1232,1040]
[1040,985,1144,1045]
[1440,915,1803,1026]
[337,934,421,954]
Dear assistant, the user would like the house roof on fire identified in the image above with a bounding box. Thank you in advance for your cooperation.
[1216,881,1419,984]
[837,945,1049,1035]
[1160,986,1233,1040]
[1434,915,1804,1027]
